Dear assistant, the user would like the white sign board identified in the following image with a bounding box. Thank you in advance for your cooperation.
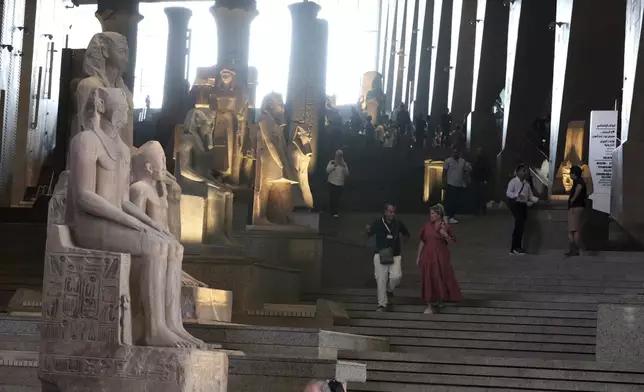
[588,110,618,214]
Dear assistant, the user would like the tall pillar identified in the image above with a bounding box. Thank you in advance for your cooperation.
[549,0,625,193]
[211,0,258,76]
[385,0,400,112]
[162,7,192,122]
[95,0,143,91]
[612,0,644,237]
[429,0,453,118]
[469,0,509,154]
[447,0,476,128]
[406,0,424,113]
[286,1,328,175]
[210,0,258,185]
[394,0,413,106]
[413,1,435,118]
[500,0,555,182]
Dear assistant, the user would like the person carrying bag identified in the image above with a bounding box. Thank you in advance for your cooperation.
[365,203,410,311]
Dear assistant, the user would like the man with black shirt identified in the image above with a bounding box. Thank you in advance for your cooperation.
[365,203,411,311]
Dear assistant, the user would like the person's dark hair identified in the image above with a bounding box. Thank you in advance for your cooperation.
[327,380,345,392]
[516,163,527,173]
[570,165,582,178]
[384,202,396,211]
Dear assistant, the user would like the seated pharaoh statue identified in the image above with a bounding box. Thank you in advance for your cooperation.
[74,31,212,280]
[253,93,299,226]
[66,86,201,348]
[177,108,235,245]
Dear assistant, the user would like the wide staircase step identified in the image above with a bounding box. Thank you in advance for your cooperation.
[341,351,644,391]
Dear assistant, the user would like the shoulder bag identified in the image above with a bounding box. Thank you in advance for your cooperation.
[378,218,397,265]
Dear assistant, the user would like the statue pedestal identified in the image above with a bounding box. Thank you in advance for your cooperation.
[40,345,228,392]
[291,211,320,232]
[182,286,233,324]
[237,228,322,293]
[40,227,228,392]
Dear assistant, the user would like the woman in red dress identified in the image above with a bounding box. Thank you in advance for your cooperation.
[416,204,463,314]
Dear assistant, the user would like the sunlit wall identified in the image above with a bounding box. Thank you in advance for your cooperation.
[64,0,380,109]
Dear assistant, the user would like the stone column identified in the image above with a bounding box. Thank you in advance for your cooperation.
[95,0,143,91]
[211,0,258,185]
[393,0,412,106]
[469,0,508,155]
[428,0,453,118]
[406,0,422,112]
[385,0,401,112]
[286,1,328,176]
[210,0,258,78]
[499,0,555,186]
[412,0,435,118]
[162,7,192,121]
[612,0,644,238]
[447,0,476,130]
[549,0,625,193]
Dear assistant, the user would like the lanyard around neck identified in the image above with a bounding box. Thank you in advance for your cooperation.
[382,218,393,234]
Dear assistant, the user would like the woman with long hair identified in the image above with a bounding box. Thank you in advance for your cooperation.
[416,204,463,314]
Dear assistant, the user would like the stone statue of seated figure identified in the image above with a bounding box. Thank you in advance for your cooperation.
[177,108,234,245]
[65,86,196,348]
[130,140,205,348]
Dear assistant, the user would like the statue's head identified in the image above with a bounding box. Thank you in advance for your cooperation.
[261,92,286,125]
[84,32,129,79]
[218,68,236,88]
[133,140,167,182]
[85,87,128,135]
[184,109,212,139]
[261,92,285,115]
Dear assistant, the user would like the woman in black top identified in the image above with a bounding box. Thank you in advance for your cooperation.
[566,166,587,256]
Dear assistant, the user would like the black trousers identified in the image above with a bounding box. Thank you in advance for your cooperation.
[473,181,488,215]
[444,185,464,218]
[510,202,528,251]
[328,183,344,215]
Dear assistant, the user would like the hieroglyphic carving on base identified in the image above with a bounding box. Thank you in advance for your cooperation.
[41,252,132,346]
[39,347,228,391]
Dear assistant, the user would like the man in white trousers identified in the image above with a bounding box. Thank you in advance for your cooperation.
[365,203,410,311]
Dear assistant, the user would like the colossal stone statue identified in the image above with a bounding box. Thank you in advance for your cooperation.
[177,108,234,245]
[210,68,249,184]
[361,71,384,124]
[253,93,299,226]
[67,87,196,348]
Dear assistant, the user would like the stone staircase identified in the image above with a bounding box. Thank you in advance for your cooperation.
[301,237,644,390]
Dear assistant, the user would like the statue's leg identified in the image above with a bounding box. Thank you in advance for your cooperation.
[141,238,190,348]
[73,222,189,348]
[165,242,205,348]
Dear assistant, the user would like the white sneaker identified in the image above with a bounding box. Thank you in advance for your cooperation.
[423,306,434,314]
[448,218,458,224]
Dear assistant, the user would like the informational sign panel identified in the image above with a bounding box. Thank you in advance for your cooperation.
[588,110,618,214]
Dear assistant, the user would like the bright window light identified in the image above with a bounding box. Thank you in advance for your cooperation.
[65,1,379,109]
